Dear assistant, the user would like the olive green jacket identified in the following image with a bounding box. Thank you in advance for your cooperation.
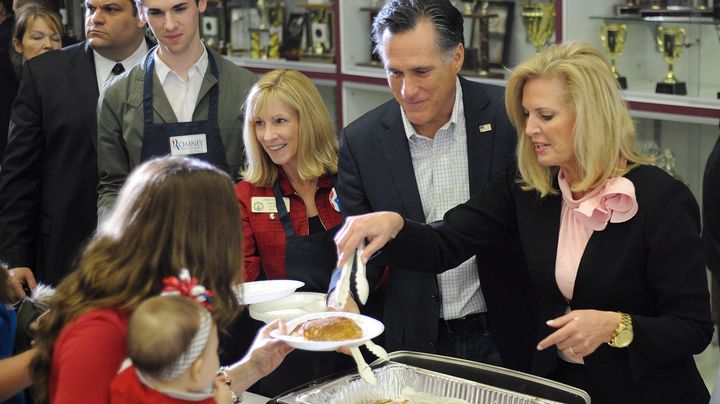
[97,46,256,221]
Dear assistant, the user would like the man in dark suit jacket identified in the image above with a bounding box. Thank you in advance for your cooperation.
[332,0,536,371]
[703,122,720,335]
[0,0,147,288]
[0,0,16,159]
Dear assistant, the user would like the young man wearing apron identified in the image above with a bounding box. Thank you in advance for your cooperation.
[96,0,256,221]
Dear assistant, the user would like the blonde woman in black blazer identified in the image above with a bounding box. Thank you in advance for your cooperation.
[334,42,712,403]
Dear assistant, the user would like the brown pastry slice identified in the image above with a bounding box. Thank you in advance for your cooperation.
[291,316,363,341]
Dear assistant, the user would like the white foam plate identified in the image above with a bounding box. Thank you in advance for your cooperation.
[234,280,304,305]
[270,311,384,352]
[249,292,327,323]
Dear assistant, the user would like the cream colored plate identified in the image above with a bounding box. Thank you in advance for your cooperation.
[233,280,304,305]
[270,312,384,352]
[249,292,327,323]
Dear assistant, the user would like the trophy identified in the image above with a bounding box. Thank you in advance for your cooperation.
[615,0,640,16]
[521,1,555,53]
[308,6,332,56]
[360,4,383,64]
[462,2,501,77]
[600,23,628,89]
[249,0,270,59]
[267,2,284,60]
[655,26,687,95]
[295,2,333,59]
[650,0,664,10]
[462,0,477,14]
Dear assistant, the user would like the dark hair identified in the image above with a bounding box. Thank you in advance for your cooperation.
[135,0,197,7]
[31,156,244,402]
[0,0,13,16]
[371,0,464,58]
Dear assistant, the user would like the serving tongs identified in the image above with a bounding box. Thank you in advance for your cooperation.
[349,337,389,385]
[336,240,389,384]
[337,239,369,307]
[349,346,376,385]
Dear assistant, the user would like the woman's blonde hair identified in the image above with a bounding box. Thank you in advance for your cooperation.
[242,69,338,187]
[505,41,652,197]
[31,156,243,401]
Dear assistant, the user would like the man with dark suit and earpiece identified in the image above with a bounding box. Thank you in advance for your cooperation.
[0,0,149,288]
[329,0,537,372]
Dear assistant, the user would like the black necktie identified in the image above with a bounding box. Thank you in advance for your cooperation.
[111,63,125,76]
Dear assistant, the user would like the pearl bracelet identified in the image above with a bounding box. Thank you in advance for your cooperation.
[217,366,243,403]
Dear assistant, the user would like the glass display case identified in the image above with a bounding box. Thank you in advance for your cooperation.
[562,0,719,205]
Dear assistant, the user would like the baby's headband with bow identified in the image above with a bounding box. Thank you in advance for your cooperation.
[161,268,214,312]
[150,268,215,381]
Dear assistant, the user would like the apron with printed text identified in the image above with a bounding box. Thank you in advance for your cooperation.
[253,176,352,396]
[140,48,230,176]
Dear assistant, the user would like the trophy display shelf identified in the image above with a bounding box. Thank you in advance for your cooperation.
[641,5,714,21]
[227,54,336,74]
[615,1,640,16]
[296,2,333,11]
[299,51,336,63]
[590,14,718,25]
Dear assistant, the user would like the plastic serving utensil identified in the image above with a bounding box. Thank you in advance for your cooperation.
[364,340,390,362]
[335,249,354,308]
[355,240,369,305]
[350,346,377,385]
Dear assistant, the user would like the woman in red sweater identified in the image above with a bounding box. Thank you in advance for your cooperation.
[29,157,292,403]
[234,69,351,395]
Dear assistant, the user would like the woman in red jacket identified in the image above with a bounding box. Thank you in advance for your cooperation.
[237,69,340,290]
[234,69,350,395]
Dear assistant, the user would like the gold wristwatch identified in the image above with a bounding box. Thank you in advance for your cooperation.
[608,312,633,348]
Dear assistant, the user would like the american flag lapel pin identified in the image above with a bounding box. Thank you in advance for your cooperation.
[479,123,492,133]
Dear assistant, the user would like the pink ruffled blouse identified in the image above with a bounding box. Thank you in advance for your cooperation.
[555,170,638,364]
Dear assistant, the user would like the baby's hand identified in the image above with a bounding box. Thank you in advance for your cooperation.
[213,379,232,403]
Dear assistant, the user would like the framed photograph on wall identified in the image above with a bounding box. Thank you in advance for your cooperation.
[472,1,514,68]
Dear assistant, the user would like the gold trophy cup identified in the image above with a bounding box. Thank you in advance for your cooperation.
[521,2,556,53]
[600,23,628,89]
[655,26,687,95]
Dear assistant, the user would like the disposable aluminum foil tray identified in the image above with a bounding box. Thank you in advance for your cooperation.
[283,363,562,404]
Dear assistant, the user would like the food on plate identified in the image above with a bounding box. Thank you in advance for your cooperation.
[291,315,362,341]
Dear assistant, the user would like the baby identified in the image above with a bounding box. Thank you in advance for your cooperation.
[110,294,231,403]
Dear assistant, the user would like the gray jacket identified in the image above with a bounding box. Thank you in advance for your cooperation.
[97,46,256,221]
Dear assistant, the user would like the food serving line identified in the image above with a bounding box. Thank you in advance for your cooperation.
[237,245,591,403]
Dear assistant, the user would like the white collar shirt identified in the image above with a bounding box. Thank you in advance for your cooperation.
[400,77,487,319]
[94,40,148,91]
[153,46,209,123]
